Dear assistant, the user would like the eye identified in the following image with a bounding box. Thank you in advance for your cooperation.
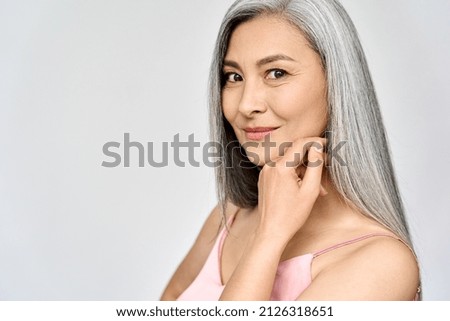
[223,72,243,83]
[267,69,287,80]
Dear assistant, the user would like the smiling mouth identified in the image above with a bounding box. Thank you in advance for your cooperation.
[243,127,278,141]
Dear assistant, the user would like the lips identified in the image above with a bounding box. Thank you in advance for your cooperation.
[243,127,278,141]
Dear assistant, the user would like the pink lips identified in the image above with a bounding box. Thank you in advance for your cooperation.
[244,127,278,141]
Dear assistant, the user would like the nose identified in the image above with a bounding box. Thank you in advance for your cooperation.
[237,79,268,117]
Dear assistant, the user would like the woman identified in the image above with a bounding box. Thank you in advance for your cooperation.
[161,0,421,300]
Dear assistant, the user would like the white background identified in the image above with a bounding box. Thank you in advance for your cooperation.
[0,0,449,300]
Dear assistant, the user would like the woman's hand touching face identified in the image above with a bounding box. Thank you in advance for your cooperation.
[221,14,329,240]
[256,137,327,243]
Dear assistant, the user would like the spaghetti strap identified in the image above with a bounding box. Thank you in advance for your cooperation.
[312,232,421,299]
[312,233,402,258]
[217,208,239,260]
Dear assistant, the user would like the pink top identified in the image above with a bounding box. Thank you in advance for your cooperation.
[177,215,419,301]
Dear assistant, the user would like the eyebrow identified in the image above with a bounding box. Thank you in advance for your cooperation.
[223,54,296,69]
[256,54,296,66]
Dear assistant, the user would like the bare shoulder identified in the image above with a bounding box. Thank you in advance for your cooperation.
[298,235,420,300]
[160,201,238,300]
[192,201,239,245]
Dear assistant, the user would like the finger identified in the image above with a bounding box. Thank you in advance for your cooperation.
[294,156,328,195]
[319,184,328,196]
[300,142,325,195]
[281,137,326,170]
[257,167,265,198]
[296,166,327,195]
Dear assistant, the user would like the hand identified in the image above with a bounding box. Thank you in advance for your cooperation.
[256,137,327,243]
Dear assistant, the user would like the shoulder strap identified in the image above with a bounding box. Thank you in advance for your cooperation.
[218,208,239,258]
[312,232,421,299]
[312,233,402,258]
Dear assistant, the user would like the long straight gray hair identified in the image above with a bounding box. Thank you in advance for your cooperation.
[209,0,414,250]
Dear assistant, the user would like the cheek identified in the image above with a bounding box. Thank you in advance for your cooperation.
[221,90,238,123]
[272,83,327,135]
[271,85,310,117]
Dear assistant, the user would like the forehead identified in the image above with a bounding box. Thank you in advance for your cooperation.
[225,15,311,60]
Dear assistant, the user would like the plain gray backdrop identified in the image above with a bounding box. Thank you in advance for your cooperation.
[0,0,449,300]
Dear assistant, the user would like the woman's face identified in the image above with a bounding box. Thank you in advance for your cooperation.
[222,15,328,166]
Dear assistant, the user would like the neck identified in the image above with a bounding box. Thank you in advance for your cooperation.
[299,169,361,236]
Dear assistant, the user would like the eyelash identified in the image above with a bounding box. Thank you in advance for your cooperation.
[222,68,289,86]
[266,68,288,80]
[223,72,243,83]
[223,68,288,84]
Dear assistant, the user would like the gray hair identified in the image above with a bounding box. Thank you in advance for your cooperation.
[209,0,415,253]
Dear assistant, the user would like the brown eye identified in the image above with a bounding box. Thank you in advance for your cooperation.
[267,69,287,79]
[224,72,243,83]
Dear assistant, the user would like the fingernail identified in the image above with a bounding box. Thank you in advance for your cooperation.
[320,184,328,196]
